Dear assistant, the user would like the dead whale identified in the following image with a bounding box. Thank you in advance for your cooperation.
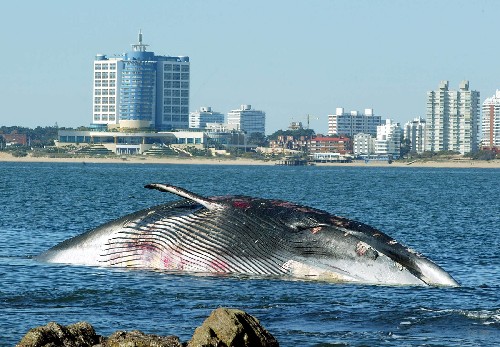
[36,183,458,286]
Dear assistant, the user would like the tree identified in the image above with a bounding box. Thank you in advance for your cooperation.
[267,128,315,140]
[247,132,268,146]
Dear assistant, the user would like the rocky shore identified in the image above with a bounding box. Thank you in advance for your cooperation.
[15,308,279,347]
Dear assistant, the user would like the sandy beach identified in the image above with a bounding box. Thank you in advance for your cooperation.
[0,151,499,168]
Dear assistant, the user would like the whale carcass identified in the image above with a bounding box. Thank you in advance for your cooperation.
[36,184,458,286]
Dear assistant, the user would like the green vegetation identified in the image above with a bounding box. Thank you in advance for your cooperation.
[464,150,497,161]
[0,126,60,147]
[267,128,315,140]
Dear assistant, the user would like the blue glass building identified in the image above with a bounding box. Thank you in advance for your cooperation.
[92,31,190,131]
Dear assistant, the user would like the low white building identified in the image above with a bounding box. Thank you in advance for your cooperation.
[227,104,265,135]
[353,133,375,155]
[56,129,206,155]
[189,106,225,129]
[328,107,382,137]
[375,119,401,159]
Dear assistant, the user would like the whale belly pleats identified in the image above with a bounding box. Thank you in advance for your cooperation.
[98,207,291,276]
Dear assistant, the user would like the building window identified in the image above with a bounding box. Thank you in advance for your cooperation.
[94,89,101,95]
[173,65,180,71]
[164,64,172,71]
[95,64,101,70]
[181,65,189,72]
[181,73,189,80]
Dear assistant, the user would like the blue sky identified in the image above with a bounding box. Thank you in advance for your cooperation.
[1,0,499,134]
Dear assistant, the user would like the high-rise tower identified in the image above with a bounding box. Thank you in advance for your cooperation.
[425,81,480,154]
[481,90,500,150]
[92,31,190,131]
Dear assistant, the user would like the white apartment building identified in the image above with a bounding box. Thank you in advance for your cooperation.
[93,56,121,126]
[481,90,500,149]
[189,106,225,129]
[353,133,375,155]
[328,108,382,137]
[404,117,426,154]
[227,105,266,135]
[425,80,480,154]
[375,119,401,158]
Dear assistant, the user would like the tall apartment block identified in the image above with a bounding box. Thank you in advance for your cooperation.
[328,108,382,137]
[227,105,266,135]
[481,90,500,150]
[425,81,480,154]
[93,31,190,131]
[404,117,426,154]
[189,106,225,129]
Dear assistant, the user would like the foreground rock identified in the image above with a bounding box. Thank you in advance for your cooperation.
[15,322,102,347]
[16,308,278,347]
[188,308,278,347]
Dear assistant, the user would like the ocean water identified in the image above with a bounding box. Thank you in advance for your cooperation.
[0,162,499,346]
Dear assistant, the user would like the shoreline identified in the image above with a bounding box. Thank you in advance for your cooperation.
[1,152,499,168]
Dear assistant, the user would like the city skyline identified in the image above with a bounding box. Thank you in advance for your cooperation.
[1,1,500,134]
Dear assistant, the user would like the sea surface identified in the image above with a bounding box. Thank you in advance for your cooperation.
[0,162,499,346]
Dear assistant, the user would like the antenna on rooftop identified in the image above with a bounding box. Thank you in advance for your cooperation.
[132,29,149,52]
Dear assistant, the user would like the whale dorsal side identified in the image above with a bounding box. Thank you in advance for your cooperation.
[145,183,223,210]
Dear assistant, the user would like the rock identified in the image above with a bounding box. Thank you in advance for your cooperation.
[188,308,279,347]
[15,308,278,347]
[105,330,182,347]
[16,321,101,347]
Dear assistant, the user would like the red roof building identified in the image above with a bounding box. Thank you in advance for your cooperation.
[309,136,352,154]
